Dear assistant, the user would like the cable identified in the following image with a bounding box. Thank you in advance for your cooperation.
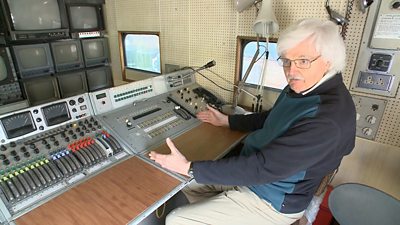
[155,203,166,218]
[194,69,234,92]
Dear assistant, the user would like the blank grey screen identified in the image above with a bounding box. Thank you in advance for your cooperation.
[25,79,56,104]
[87,70,106,90]
[59,73,85,95]
[8,0,61,30]
[0,57,7,81]
[17,48,48,69]
[84,41,104,59]
[54,44,79,64]
[70,6,98,29]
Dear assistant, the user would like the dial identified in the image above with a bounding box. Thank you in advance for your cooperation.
[42,102,71,126]
[1,111,36,139]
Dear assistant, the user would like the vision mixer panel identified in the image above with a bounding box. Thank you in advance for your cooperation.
[97,93,201,154]
[0,94,128,221]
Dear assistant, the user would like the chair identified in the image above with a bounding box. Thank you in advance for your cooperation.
[291,169,338,225]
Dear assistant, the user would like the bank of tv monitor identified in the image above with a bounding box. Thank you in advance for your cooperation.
[12,43,55,79]
[57,71,88,98]
[86,66,112,91]
[51,39,84,72]
[66,0,105,33]
[0,0,69,42]
[0,47,16,85]
[81,37,109,67]
[22,76,60,106]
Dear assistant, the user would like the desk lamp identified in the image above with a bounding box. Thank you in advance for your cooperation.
[223,0,279,114]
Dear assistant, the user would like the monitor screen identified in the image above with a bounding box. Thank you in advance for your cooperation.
[70,6,98,29]
[22,76,60,106]
[12,44,54,78]
[7,0,62,30]
[86,66,112,91]
[57,71,88,98]
[51,40,84,72]
[0,56,7,81]
[81,38,109,67]
[0,47,16,85]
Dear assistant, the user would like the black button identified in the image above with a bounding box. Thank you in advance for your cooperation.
[9,142,16,147]
[0,145,6,151]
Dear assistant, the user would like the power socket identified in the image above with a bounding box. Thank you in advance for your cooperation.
[352,95,387,140]
[357,72,393,91]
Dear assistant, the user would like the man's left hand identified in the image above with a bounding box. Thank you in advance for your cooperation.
[149,138,191,176]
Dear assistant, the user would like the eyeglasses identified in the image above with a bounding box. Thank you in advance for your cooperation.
[277,55,321,69]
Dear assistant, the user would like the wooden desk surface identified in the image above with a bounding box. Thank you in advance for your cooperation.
[146,123,246,161]
[15,123,246,225]
[15,157,182,225]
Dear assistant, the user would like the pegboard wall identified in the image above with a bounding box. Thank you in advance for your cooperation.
[104,0,400,148]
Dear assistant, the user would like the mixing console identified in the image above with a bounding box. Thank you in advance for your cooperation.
[98,93,200,154]
[0,94,128,219]
[0,68,223,223]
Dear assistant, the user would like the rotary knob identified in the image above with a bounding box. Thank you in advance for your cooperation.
[365,115,376,124]
[362,127,373,136]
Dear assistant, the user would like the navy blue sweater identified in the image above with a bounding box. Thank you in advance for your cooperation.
[192,74,356,213]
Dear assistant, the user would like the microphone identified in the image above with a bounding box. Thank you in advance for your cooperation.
[196,60,216,72]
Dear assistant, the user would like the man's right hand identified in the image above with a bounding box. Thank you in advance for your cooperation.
[196,105,229,127]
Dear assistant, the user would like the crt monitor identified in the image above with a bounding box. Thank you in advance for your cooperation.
[0,0,69,42]
[51,39,85,72]
[22,76,60,106]
[66,1,105,33]
[12,43,55,79]
[81,37,110,67]
[0,47,17,85]
[85,66,112,91]
[57,70,88,98]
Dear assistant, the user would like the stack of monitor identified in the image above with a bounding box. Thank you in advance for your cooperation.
[0,0,113,107]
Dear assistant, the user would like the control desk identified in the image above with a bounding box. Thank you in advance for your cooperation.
[0,69,237,224]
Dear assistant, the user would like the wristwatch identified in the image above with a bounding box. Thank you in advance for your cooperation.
[187,162,194,177]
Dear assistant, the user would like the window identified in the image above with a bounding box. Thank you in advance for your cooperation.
[122,33,161,74]
[240,38,287,90]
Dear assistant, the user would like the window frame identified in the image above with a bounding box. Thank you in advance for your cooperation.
[236,36,284,90]
[119,31,162,81]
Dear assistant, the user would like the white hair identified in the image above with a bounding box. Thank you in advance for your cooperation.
[277,18,346,73]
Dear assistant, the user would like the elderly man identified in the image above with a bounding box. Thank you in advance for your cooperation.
[149,18,356,225]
